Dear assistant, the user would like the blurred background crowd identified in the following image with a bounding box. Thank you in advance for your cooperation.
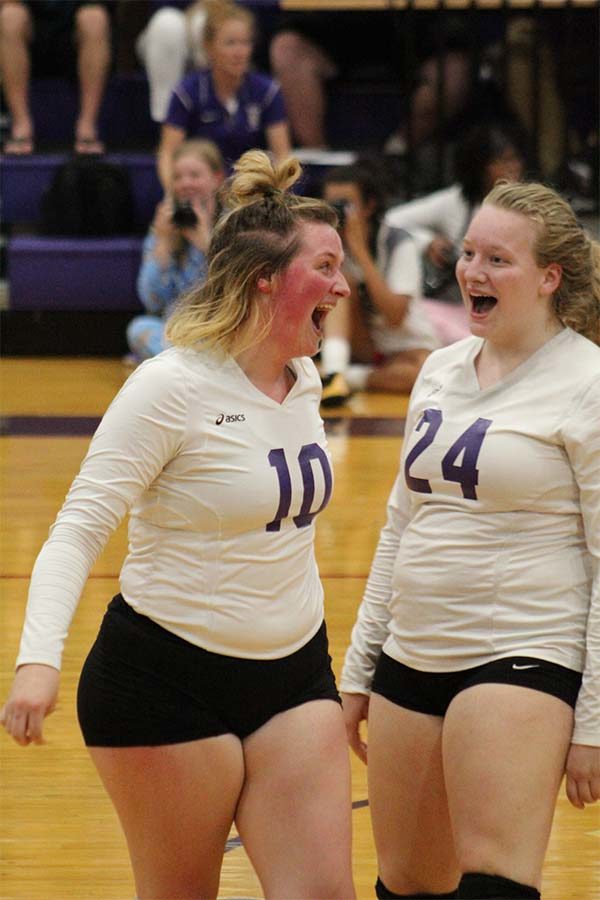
[1,0,598,381]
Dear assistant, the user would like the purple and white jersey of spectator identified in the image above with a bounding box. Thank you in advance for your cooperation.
[164,68,287,169]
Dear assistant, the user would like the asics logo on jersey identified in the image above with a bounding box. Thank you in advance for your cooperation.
[426,381,443,397]
[512,663,539,670]
[215,413,246,425]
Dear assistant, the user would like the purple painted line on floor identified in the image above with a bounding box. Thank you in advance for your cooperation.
[1,415,404,437]
[0,415,101,436]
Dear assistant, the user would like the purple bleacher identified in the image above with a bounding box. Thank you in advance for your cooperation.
[8,237,144,311]
[1,152,162,228]
[28,73,158,148]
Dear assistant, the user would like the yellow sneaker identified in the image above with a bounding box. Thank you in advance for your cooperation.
[320,372,351,408]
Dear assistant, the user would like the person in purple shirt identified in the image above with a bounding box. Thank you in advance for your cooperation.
[157,0,291,191]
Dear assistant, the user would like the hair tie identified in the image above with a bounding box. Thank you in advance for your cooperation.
[262,186,281,200]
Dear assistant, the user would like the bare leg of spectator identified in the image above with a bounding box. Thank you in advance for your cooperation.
[385,51,471,153]
[74,3,111,153]
[505,17,566,178]
[0,1,34,153]
[411,52,471,145]
[269,30,337,148]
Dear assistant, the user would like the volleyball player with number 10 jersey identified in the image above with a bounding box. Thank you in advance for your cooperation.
[1,151,356,900]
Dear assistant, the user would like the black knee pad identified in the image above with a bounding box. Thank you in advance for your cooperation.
[375,877,458,898]
[458,872,540,898]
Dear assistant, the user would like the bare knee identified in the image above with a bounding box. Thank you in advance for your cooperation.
[270,31,309,72]
[455,832,504,875]
[453,824,543,888]
[270,31,332,80]
[0,2,31,41]
[75,5,110,44]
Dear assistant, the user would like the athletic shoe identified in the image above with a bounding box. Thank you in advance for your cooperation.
[320,372,351,408]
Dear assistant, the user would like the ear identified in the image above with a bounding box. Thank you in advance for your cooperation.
[257,275,272,295]
[540,262,562,296]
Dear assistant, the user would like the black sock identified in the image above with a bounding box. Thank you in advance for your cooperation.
[458,872,540,898]
[375,877,458,898]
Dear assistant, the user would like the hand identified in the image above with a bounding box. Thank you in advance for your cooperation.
[0,664,60,746]
[181,197,214,253]
[342,205,370,263]
[152,199,177,243]
[341,691,369,764]
[427,236,455,268]
[565,743,600,808]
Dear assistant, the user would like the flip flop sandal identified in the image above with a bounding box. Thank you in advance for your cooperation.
[74,137,105,155]
[3,135,35,155]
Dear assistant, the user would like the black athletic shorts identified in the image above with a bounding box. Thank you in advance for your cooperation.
[371,651,582,717]
[77,594,340,747]
[25,1,115,78]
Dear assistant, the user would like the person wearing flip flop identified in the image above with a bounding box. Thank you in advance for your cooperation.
[0,0,113,155]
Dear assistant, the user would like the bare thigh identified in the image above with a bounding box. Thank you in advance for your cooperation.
[367,693,460,895]
[443,683,574,888]
[269,30,338,80]
[236,699,355,900]
[88,734,244,900]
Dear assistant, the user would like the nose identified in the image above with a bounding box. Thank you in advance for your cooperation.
[462,254,487,285]
[334,271,351,298]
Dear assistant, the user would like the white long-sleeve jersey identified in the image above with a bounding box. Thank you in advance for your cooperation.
[17,348,333,670]
[341,328,600,746]
[384,183,473,256]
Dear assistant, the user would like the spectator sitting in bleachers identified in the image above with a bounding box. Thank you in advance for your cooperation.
[126,139,224,362]
[384,120,527,345]
[157,0,291,191]
[318,161,439,407]
[136,1,208,125]
[0,0,113,154]
[269,9,472,153]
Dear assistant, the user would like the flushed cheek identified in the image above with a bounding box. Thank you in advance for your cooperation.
[277,269,325,316]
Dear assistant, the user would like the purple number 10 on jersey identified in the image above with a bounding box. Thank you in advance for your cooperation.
[404,408,492,500]
[266,444,333,532]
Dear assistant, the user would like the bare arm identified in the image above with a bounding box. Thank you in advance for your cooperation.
[157,124,186,194]
[265,120,292,163]
[344,210,410,327]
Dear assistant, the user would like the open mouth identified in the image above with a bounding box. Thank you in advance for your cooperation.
[312,303,335,333]
[470,294,497,315]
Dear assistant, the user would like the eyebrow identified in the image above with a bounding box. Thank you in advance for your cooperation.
[462,239,510,254]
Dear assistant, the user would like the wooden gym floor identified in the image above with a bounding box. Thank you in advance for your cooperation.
[1,357,598,899]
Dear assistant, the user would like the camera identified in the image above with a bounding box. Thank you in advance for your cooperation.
[171,201,198,229]
[330,199,348,228]
[423,247,459,298]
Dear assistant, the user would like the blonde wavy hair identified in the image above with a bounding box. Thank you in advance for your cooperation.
[484,181,600,344]
[166,150,338,354]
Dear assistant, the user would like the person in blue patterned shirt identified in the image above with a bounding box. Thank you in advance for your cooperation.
[127,138,224,362]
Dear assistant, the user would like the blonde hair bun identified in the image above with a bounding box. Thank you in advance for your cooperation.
[225,151,302,209]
